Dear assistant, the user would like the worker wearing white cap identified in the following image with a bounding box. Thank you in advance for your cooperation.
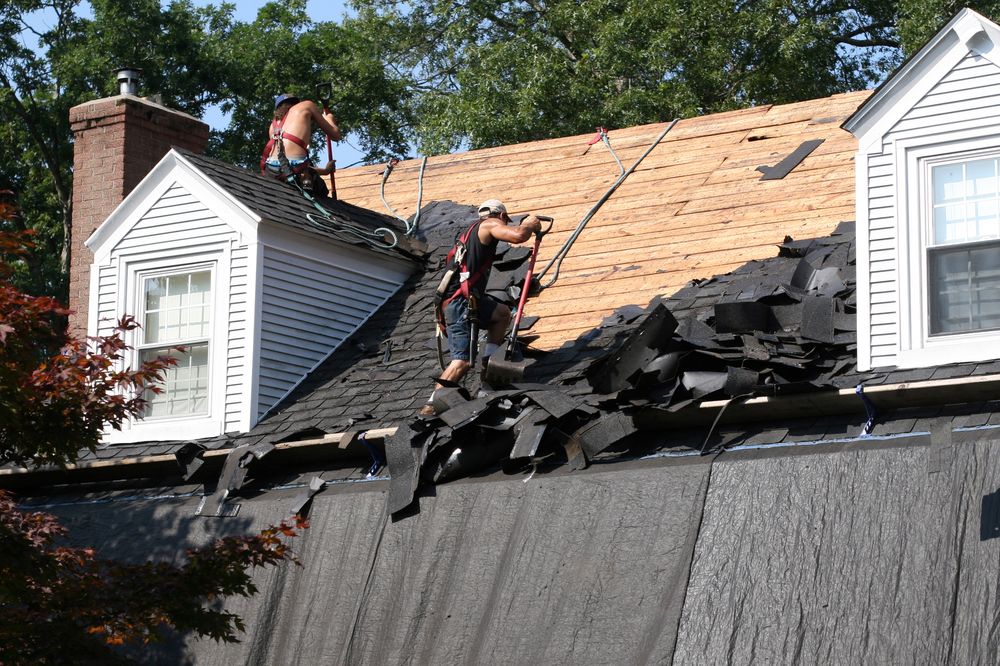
[421,200,543,416]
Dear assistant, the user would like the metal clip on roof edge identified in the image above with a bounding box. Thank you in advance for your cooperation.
[855,384,877,436]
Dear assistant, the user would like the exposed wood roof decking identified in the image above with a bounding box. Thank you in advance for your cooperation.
[337,90,871,349]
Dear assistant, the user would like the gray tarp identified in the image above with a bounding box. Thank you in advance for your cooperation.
[50,458,710,665]
[44,430,1000,664]
[674,431,1000,665]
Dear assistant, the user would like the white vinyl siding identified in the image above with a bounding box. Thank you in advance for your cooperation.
[226,244,250,432]
[111,184,234,254]
[858,54,1000,368]
[858,53,1000,368]
[864,152,898,367]
[94,263,119,340]
[845,11,1000,369]
[101,182,247,435]
[890,55,1000,142]
[89,152,415,442]
[256,246,401,417]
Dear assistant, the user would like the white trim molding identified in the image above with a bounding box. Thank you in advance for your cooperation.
[895,134,1000,368]
[106,248,230,443]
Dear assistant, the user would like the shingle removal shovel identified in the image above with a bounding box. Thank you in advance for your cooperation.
[485,216,553,386]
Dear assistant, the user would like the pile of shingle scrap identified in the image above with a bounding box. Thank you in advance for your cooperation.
[384,222,862,515]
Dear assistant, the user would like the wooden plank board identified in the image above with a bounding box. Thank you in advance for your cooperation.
[333,92,866,351]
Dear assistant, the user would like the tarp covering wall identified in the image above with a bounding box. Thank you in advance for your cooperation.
[44,430,1000,664]
[49,459,710,665]
[674,431,1000,665]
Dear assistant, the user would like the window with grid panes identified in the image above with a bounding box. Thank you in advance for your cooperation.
[138,270,212,417]
[928,158,1000,335]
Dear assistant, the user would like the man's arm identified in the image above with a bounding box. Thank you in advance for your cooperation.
[485,215,542,244]
[304,101,342,141]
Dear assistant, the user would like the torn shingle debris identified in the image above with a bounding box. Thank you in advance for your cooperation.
[756,139,825,180]
[384,221,866,515]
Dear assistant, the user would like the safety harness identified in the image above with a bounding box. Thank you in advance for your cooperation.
[435,221,493,312]
[434,219,494,367]
[260,118,329,198]
[259,118,310,176]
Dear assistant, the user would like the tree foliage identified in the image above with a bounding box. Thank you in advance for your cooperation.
[6,0,1000,301]
[0,198,308,662]
[1,0,410,300]
[0,0,233,297]
[349,0,912,154]
[0,491,307,664]
[0,196,174,467]
[208,1,412,168]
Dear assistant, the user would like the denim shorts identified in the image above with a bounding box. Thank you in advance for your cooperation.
[445,296,498,361]
[265,158,308,175]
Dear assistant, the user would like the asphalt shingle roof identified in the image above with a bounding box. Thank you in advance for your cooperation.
[69,204,1000,466]
[176,148,424,262]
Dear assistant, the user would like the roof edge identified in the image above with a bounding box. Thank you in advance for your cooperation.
[843,8,998,140]
[6,373,1000,487]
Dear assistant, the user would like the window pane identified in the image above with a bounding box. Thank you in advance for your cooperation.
[142,270,212,344]
[930,242,1000,334]
[934,203,968,244]
[933,164,965,203]
[141,343,210,418]
[189,271,211,304]
[967,158,997,197]
[976,200,1000,240]
[144,312,161,343]
[144,277,167,311]
[933,160,1000,245]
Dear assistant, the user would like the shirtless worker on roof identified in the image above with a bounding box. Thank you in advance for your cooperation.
[421,200,543,417]
[260,93,341,189]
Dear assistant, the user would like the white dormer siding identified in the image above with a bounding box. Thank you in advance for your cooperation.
[86,151,413,443]
[91,181,245,441]
[255,234,404,418]
[846,9,1000,371]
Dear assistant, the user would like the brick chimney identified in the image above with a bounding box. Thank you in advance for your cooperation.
[67,73,209,337]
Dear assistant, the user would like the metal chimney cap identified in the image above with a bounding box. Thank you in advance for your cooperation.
[114,67,142,96]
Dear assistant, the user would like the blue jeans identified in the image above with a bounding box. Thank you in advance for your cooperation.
[265,158,308,175]
[445,296,498,361]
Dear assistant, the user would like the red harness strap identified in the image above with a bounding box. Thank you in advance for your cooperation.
[441,220,493,307]
[259,118,310,174]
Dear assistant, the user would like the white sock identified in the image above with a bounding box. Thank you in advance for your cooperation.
[484,343,499,357]
[427,389,436,403]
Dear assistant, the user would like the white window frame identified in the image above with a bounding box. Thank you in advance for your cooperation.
[107,251,228,443]
[896,132,1000,367]
[137,264,214,421]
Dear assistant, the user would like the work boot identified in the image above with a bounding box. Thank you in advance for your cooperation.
[418,403,437,418]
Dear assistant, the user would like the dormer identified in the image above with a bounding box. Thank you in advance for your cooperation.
[81,149,417,444]
[845,8,1000,371]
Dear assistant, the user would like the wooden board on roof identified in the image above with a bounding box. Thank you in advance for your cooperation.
[333,90,871,351]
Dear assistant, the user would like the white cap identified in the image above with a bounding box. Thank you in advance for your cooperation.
[478,199,507,218]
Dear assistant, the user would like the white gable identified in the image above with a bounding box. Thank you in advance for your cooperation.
[845,9,1000,153]
[84,150,412,443]
[86,150,259,263]
[847,9,1000,371]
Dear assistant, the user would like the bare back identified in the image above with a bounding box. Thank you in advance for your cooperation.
[268,101,315,161]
